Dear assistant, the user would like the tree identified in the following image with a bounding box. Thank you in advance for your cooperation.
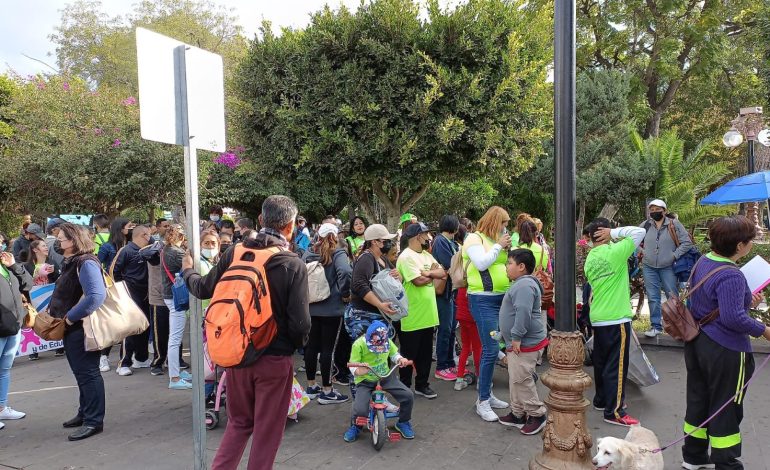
[0,75,184,215]
[411,179,498,223]
[574,0,758,137]
[235,0,553,229]
[525,70,657,229]
[631,130,732,228]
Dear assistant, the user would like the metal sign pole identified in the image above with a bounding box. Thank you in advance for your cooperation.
[176,44,207,470]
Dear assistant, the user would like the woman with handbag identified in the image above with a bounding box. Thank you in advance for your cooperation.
[462,206,512,422]
[49,223,107,441]
[161,224,191,390]
[0,251,33,430]
[682,216,770,470]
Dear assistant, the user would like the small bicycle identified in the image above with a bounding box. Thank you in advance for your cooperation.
[347,361,412,451]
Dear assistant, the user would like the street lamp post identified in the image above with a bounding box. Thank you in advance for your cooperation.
[529,0,593,468]
[723,107,769,236]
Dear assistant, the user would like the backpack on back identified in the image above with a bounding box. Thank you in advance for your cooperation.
[306,260,331,303]
[205,244,282,367]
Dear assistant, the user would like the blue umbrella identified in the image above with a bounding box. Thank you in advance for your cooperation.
[700,171,770,205]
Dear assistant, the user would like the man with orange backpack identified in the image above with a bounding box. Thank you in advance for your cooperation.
[182,195,311,470]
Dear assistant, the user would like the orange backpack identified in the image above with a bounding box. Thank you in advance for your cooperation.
[205,244,282,367]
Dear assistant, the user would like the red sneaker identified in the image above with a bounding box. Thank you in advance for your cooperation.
[603,415,639,427]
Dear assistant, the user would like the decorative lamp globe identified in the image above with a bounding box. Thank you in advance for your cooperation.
[722,129,744,148]
[758,129,770,147]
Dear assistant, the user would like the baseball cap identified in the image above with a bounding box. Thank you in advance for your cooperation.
[399,213,417,226]
[648,199,667,210]
[25,223,45,239]
[404,222,429,239]
[364,224,396,241]
[46,217,66,232]
[365,321,390,353]
[317,223,339,238]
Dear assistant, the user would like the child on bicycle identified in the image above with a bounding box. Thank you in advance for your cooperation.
[343,321,415,442]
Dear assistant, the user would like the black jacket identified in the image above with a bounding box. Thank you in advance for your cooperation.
[350,250,394,313]
[0,263,33,331]
[301,248,352,317]
[182,232,311,357]
[112,241,160,300]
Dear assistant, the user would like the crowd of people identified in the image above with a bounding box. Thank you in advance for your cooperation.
[0,197,768,470]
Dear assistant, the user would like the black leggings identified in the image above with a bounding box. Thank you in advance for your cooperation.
[304,316,343,387]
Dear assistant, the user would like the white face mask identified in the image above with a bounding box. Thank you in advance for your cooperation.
[201,248,217,260]
[209,215,220,222]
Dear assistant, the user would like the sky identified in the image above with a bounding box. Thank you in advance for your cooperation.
[0,0,369,76]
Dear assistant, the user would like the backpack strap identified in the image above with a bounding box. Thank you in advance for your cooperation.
[109,245,127,279]
[668,221,680,248]
[161,246,175,283]
[683,262,738,300]
[536,245,546,273]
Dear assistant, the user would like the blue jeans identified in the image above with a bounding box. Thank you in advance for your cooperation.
[0,331,21,407]
[435,295,457,371]
[642,265,678,331]
[468,293,504,401]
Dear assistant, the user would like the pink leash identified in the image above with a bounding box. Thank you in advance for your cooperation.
[650,351,770,454]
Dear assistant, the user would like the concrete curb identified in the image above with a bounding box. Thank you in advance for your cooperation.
[636,333,770,354]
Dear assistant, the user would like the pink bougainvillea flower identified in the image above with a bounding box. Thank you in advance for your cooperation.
[63,82,70,91]
[112,139,121,148]
[122,96,137,106]
[36,81,45,90]
[214,152,241,169]
[94,128,103,135]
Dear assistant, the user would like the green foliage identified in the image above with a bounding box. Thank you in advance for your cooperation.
[631,131,733,228]
[235,0,553,228]
[412,179,498,223]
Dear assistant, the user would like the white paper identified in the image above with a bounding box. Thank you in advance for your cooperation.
[740,255,770,294]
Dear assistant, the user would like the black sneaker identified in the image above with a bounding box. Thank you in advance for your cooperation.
[414,386,438,399]
[54,349,65,357]
[28,353,39,361]
[150,366,164,376]
[179,359,190,370]
[498,412,527,428]
[521,415,547,435]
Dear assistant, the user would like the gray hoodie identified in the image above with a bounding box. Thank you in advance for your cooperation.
[499,275,546,349]
[639,216,693,268]
[301,248,352,317]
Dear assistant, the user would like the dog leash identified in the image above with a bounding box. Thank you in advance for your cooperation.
[643,351,770,454]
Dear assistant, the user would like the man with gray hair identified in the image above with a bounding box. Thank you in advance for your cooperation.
[182,195,310,470]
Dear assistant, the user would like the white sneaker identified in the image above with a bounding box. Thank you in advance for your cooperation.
[0,407,25,420]
[0,421,4,430]
[644,328,662,338]
[488,392,509,409]
[132,358,152,369]
[476,399,499,422]
[682,464,715,470]
[116,366,133,376]
[382,397,399,414]
[99,356,110,373]
[454,378,468,391]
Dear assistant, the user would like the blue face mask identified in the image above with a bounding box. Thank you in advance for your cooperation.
[0,243,6,252]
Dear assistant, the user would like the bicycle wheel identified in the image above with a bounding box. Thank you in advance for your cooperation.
[371,409,386,451]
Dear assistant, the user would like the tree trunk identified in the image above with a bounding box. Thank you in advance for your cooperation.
[576,200,586,240]
[172,205,185,225]
[597,203,618,221]
[369,182,431,232]
[643,110,662,138]
[148,206,156,225]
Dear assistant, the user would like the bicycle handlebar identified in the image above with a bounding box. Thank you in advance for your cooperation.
[347,361,413,379]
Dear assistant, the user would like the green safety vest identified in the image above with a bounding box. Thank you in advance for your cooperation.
[93,232,110,254]
[463,232,510,294]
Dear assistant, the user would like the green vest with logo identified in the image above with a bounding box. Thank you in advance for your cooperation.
[463,232,510,294]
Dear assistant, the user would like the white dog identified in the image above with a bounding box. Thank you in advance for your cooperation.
[592,425,664,470]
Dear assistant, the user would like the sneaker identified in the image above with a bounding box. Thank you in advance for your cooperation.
[132,358,152,369]
[0,407,26,420]
[476,399,499,422]
[305,384,322,399]
[54,349,65,357]
[395,421,415,439]
[343,424,362,442]
[332,375,350,386]
[593,402,628,411]
[169,379,193,390]
[318,389,349,405]
[179,359,190,370]
[488,392,509,409]
[115,367,133,376]
[383,397,399,414]
[28,353,39,361]
[297,365,306,372]
[644,328,663,338]
[604,414,640,427]
[414,386,438,399]
[454,378,468,391]
[498,412,527,428]
[521,415,547,435]
[150,366,164,376]
[681,463,715,470]
[434,368,458,381]
[0,421,4,430]
[180,371,193,381]
[99,356,110,372]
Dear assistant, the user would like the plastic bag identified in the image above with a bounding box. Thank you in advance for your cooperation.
[370,270,409,321]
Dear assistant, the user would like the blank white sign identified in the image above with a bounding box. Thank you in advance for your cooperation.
[136,27,225,152]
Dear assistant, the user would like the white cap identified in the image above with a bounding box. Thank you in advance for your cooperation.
[317,223,339,238]
[364,224,397,241]
[648,199,667,210]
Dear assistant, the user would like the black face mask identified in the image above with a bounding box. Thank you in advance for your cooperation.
[220,244,232,254]
[650,212,664,222]
[380,239,393,253]
[421,240,431,250]
[53,240,64,255]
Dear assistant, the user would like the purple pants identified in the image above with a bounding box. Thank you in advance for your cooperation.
[211,355,294,470]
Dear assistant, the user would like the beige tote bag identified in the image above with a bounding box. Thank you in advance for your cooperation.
[82,271,149,352]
